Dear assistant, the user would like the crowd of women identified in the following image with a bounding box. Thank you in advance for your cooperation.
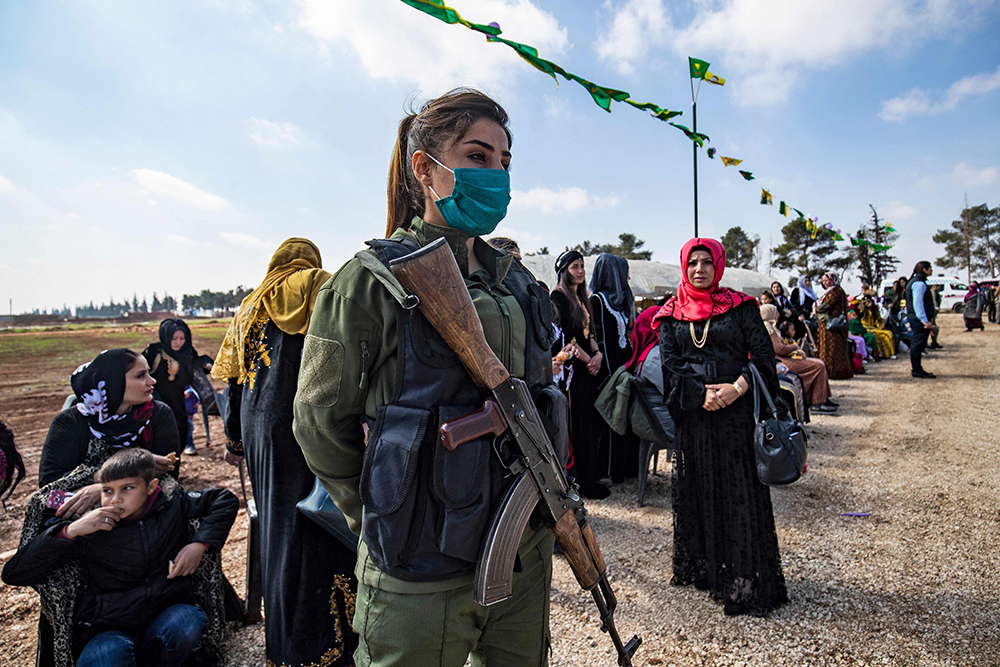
[3,86,981,667]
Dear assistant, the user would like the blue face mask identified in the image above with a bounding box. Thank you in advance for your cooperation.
[427,154,511,237]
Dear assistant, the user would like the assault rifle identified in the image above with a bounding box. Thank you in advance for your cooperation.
[391,238,641,666]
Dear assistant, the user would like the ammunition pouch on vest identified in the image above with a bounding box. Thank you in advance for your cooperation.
[356,236,557,582]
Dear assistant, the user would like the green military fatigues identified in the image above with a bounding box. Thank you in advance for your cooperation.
[293,217,552,667]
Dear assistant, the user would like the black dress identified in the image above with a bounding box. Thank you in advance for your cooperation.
[789,289,816,341]
[659,301,788,615]
[551,290,610,497]
[142,343,204,446]
[224,317,358,666]
[590,293,640,482]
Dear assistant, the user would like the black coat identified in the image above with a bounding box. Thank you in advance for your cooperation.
[2,486,238,647]
[38,402,180,486]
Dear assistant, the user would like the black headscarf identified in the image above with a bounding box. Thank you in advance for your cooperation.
[0,420,26,504]
[589,253,633,314]
[70,348,153,447]
[159,318,194,364]
[554,250,583,276]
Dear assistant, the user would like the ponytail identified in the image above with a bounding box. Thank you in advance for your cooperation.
[387,114,418,238]
[385,88,512,238]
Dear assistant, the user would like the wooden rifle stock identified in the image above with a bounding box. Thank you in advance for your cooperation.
[389,238,510,390]
[390,238,641,666]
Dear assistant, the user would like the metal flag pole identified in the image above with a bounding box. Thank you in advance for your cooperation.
[691,74,698,236]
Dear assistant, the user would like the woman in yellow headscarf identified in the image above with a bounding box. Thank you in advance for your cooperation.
[212,238,358,666]
[858,297,896,359]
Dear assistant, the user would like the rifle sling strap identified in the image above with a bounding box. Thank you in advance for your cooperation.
[355,249,420,310]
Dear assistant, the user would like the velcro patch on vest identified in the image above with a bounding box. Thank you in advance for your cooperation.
[297,335,345,407]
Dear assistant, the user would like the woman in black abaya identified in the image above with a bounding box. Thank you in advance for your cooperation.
[550,250,610,499]
[655,238,787,617]
[213,238,357,667]
[589,253,640,482]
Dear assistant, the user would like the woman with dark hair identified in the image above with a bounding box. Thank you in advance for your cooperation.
[654,238,787,617]
[770,281,794,322]
[143,319,213,456]
[294,89,560,665]
[39,349,179,498]
[816,272,854,379]
[590,253,639,482]
[213,238,357,667]
[551,250,611,499]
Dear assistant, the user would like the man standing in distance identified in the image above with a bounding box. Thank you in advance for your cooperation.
[904,261,936,379]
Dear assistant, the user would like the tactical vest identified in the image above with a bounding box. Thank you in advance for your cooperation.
[358,236,557,582]
[905,275,936,321]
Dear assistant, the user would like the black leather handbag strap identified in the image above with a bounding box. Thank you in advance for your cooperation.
[749,363,778,419]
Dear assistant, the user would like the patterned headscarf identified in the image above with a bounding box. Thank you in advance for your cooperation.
[590,253,633,314]
[70,349,154,446]
[554,249,583,276]
[653,237,754,326]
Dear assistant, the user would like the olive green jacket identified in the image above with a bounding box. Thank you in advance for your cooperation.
[293,217,544,593]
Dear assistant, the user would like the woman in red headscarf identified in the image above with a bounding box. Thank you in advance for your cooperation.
[653,238,788,617]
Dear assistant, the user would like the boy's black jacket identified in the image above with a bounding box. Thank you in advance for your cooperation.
[2,485,238,646]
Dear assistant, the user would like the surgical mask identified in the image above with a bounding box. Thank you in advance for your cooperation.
[427,154,511,237]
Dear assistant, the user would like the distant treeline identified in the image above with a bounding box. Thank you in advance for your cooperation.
[24,287,254,318]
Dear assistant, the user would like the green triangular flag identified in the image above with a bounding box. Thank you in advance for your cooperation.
[689,57,710,79]
[739,170,754,181]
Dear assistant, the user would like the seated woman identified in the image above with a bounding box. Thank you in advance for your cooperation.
[761,305,838,414]
[859,298,896,358]
[847,305,880,361]
[40,349,180,496]
[143,319,214,456]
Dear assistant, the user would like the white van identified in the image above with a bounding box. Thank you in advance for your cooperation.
[880,275,968,313]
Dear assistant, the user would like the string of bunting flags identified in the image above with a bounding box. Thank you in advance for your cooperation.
[399,0,894,253]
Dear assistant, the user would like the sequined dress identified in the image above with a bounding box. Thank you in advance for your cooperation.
[224,315,358,666]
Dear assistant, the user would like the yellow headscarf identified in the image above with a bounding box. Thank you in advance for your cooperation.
[212,238,332,385]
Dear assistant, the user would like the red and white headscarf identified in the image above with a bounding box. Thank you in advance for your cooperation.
[652,237,754,327]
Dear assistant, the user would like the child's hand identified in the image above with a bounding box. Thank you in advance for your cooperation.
[168,542,209,579]
[56,483,102,519]
[66,505,124,539]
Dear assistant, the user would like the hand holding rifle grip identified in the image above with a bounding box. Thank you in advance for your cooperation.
[389,238,510,391]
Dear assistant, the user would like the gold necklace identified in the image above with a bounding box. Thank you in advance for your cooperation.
[689,318,711,348]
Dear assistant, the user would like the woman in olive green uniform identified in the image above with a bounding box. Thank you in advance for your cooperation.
[293,89,561,667]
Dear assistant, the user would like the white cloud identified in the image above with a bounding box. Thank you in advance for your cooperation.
[948,162,998,187]
[597,0,974,105]
[297,0,569,93]
[879,65,1000,121]
[132,169,230,211]
[0,174,17,196]
[168,234,195,244]
[248,116,304,147]
[219,231,274,249]
[510,187,621,214]
[596,0,668,75]
[881,201,918,220]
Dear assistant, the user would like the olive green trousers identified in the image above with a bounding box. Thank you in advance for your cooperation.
[352,533,554,667]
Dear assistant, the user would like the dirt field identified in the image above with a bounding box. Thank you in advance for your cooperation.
[1,314,998,666]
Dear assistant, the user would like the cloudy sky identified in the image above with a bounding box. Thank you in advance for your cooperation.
[2,0,999,313]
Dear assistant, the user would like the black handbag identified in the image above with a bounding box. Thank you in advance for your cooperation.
[825,314,848,333]
[296,478,359,553]
[749,364,808,485]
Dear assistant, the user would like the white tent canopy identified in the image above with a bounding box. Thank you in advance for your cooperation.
[519,255,775,298]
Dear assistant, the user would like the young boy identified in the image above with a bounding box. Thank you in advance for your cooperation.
[2,448,238,667]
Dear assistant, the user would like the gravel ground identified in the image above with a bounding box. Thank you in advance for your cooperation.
[4,314,998,666]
